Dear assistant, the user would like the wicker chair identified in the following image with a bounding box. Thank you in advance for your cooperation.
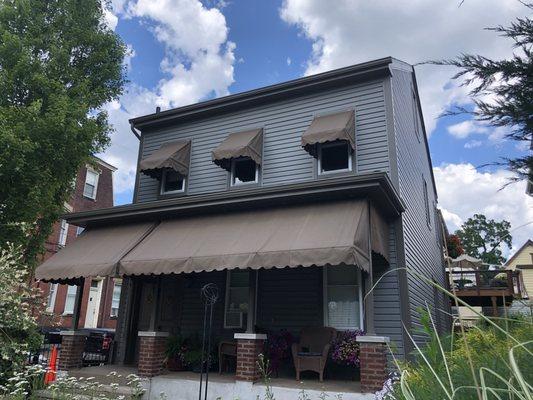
[291,327,336,381]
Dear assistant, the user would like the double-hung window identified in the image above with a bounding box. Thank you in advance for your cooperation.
[83,169,99,199]
[224,270,250,328]
[324,265,362,330]
[58,219,69,247]
[63,285,77,315]
[46,284,58,312]
[160,169,186,194]
[318,141,352,175]
[111,279,122,317]
[230,157,259,186]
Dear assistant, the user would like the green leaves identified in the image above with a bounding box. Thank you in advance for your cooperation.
[455,214,512,266]
[0,0,126,266]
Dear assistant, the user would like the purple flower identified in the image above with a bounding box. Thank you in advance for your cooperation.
[330,330,364,367]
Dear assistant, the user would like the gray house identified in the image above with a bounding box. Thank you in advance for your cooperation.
[36,57,448,398]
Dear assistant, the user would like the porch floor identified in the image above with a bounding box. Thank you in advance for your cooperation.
[70,365,371,400]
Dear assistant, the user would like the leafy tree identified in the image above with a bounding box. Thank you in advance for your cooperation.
[0,0,126,266]
[455,214,512,265]
[433,4,533,185]
[446,234,464,259]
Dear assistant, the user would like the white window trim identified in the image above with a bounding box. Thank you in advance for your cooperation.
[317,142,353,176]
[323,266,364,331]
[46,283,58,313]
[110,279,122,317]
[58,220,69,247]
[63,285,77,315]
[230,158,259,187]
[160,169,186,195]
[83,169,100,200]
[224,270,249,329]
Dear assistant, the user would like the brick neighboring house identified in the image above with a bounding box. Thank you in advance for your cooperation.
[36,157,120,331]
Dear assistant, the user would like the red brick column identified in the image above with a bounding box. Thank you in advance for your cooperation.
[234,333,267,382]
[137,331,169,377]
[58,331,87,371]
[356,336,390,393]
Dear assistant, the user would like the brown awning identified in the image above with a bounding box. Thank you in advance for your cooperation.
[139,140,191,179]
[119,200,389,276]
[212,128,263,171]
[301,110,355,157]
[35,222,155,283]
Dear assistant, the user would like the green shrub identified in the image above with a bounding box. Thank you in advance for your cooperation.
[394,314,533,400]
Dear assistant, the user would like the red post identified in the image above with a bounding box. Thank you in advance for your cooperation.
[234,333,266,382]
[356,336,390,393]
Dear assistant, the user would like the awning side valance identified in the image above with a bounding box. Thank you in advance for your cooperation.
[119,200,389,276]
[35,222,155,283]
[212,128,263,171]
[139,140,191,179]
[301,110,355,157]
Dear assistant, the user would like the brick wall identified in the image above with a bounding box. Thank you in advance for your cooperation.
[58,333,86,371]
[358,341,389,393]
[137,334,168,377]
[36,158,117,330]
[235,338,265,382]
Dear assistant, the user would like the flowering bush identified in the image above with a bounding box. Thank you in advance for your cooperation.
[266,330,294,375]
[330,329,364,367]
[0,244,42,384]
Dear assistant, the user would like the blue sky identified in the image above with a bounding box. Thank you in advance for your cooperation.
[103,0,532,253]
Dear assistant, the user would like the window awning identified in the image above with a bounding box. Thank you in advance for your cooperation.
[301,110,355,157]
[139,140,191,179]
[212,128,263,171]
[119,199,389,276]
[34,222,156,283]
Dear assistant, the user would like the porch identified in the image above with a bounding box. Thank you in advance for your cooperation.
[70,365,374,400]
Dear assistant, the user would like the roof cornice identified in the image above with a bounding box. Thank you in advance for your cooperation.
[66,172,405,228]
[130,57,395,130]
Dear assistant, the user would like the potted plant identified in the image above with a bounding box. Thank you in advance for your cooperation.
[330,330,364,380]
[165,335,187,371]
[266,330,294,377]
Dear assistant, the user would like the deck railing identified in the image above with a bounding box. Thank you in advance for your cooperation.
[447,269,523,298]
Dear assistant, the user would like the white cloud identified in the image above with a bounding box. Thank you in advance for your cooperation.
[287,57,292,66]
[280,0,527,134]
[464,140,483,149]
[98,0,236,202]
[448,120,488,139]
[434,163,533,255]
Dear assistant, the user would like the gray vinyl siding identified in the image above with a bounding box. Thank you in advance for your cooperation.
[390,67,448,344]
[136,80,390,202]
[256,267,322,333]
[374,224,405,359]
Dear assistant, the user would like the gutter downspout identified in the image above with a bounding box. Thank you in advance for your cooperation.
[130,122,142,203]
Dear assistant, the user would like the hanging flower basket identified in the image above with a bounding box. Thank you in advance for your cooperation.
[330,329,365,367]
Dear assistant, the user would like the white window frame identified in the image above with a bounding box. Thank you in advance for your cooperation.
[63,285,77,315]
[46,283,58,313]
[224,270,250,329]
[317,141,353,176]
[160,169,186,195]
[58,219,69,247]
[230,158,259,187]
[110,279,122,317]
[323,266,363,331]
[83,169,99,200]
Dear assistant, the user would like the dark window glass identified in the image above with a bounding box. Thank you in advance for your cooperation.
[162,170,184,193]
[320,142,350,172]
[232,158,257,184]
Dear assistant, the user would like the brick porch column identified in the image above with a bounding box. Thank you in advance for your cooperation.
[137,331,169,377]
[234,333,267,382]
[58,331,87,371]
[356,336,390,393]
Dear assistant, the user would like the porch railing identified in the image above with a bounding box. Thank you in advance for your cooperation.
[446,269,523,298]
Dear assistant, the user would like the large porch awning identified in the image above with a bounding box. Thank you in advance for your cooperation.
[35,222,156,282]
[120,199,388,276]
[35,199,390,281]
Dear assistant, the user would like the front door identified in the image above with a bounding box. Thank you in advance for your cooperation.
[85,279,103,328]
